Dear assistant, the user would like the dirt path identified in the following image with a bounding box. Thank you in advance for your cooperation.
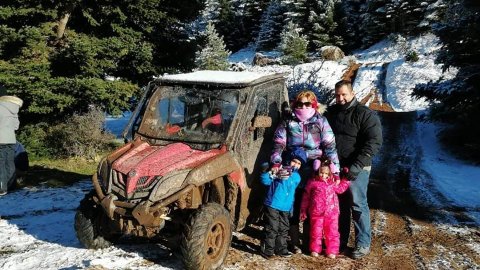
[222,112,480,269]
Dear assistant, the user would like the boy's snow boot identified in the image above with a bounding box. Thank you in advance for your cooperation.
[288,225,302,254]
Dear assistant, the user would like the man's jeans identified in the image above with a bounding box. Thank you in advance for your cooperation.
[0,144,16,193]
[339,167,371,248]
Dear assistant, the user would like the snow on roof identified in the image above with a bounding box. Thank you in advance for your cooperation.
[158,70,281,85]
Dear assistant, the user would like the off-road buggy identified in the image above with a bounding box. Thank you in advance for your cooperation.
[74,70,289,269]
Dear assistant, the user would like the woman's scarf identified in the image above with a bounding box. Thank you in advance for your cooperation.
[294,107,316,122]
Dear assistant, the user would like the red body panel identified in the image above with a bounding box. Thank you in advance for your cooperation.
[112,141,226,194]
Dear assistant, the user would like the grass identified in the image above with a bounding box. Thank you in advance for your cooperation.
[21,157,99,188]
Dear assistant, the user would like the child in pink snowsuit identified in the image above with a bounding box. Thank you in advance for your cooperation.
[300,157,349,258]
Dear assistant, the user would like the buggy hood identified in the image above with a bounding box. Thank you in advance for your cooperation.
[111,141,226,194]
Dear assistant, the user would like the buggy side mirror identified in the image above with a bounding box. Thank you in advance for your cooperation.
[250,116,272,131]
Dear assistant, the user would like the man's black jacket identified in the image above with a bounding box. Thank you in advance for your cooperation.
[325,98,383,179]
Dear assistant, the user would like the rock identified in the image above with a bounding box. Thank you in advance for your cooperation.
[320,46,345,61]
[252,53,276,66]
[230,62,247,71]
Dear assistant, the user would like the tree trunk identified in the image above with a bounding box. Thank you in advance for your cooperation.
[56,12,70,39]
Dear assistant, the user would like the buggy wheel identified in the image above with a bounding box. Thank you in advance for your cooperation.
[181,203,232,270]
[74,191,117,249]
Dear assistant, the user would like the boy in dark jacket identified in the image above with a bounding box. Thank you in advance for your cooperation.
[260,148,307,259]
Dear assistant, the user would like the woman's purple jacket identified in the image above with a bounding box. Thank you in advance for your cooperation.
[270,111,340,173]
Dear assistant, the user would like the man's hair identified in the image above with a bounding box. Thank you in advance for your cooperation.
[334,80,353,92]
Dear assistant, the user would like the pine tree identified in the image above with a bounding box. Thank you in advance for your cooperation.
[195,22,231,70]
[360,0,388,46]
[255,0,286,50]
[214,0,240,51]
[337,0,439,51]
[412,0,480,161]
[308,0,343,50]
[279,21,308,65]
[243,0,270,45]
[0,0,203,124]
[335,0,364,52]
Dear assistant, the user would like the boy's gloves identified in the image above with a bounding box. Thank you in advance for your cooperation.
[271,163,281,173]
[277,167,292,179]
[300,212,307,222]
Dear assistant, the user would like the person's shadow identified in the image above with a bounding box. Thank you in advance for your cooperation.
[230,220,265,255]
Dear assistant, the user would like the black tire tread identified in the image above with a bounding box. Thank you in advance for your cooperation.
[181,203,232,270]
[74,192,113,249]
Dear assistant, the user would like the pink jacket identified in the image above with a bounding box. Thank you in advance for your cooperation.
[300,176,350,217]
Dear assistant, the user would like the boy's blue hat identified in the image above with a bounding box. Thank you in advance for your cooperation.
[288,148,307,165]
[261,162,270,172]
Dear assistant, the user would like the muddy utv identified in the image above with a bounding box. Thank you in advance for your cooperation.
[74,70,289,269]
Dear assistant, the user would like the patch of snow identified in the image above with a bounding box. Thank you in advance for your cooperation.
[352,63,384,102]
[372,210,387,237]
[417,121,480,214]
[228,47,256,65]
[287,61,347,94]
[427,244,479,269]
[356,33,441,62]
[0,181,179,270]
[159,70,278,84]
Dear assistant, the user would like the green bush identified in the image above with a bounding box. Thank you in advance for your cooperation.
[406,50,419,62]
[17,123,52,158]
[18,106,116,159]
[279,22,308,65]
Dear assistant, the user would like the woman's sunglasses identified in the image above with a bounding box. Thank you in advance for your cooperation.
[295,101,312,108]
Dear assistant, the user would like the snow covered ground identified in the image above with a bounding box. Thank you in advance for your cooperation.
[1,33,479,269]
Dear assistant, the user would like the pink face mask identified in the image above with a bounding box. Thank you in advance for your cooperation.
[294,107,316,122]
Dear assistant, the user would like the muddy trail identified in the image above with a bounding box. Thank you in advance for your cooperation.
[223,112,480,270]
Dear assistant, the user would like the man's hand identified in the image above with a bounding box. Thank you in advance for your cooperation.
[341,166,359,181]
[300,212,307,222]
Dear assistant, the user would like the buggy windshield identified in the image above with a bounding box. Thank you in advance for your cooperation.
[138,86,239,143]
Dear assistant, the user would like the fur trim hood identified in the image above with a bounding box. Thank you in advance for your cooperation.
[316,103,327,114]
[0,95,23,107]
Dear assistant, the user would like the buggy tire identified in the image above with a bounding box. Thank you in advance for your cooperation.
[181,203,232,270]
[74,191,115,249]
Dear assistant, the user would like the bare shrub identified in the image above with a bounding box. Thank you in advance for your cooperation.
[48,106,115,160]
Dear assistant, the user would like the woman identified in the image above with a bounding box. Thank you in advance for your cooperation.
[270,90,339,254]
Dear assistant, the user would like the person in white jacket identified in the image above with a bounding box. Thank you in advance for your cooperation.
[0,95,23,195]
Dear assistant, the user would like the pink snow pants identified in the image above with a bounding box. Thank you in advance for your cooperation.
[309,213,340,254]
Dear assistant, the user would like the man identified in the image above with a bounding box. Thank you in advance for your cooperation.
[325,80,382,259]
[0,94,23,195]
